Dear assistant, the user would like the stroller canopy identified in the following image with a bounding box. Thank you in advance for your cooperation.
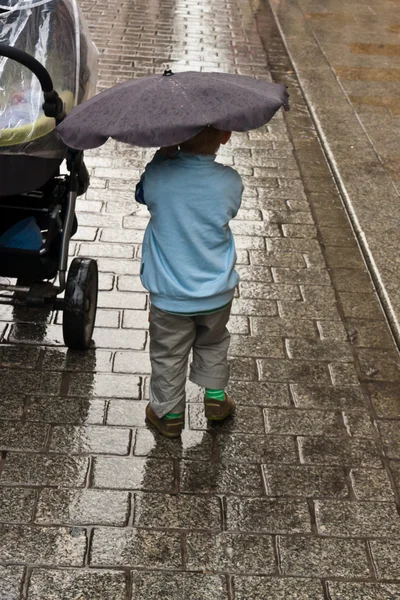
[0,0,98,158]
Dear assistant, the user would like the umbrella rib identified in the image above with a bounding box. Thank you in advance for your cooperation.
[171,78,209,126]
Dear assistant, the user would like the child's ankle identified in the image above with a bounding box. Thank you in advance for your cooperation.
[205,389,225,401]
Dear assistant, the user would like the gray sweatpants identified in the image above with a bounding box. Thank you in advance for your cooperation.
[149,302,232,417]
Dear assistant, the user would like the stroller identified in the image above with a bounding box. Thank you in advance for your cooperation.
[0,0,99,349]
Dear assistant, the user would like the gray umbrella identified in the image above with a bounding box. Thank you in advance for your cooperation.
[56,70,289,149]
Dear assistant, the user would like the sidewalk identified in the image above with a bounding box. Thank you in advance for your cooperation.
[1,0,400,597]
[267,0,400,345]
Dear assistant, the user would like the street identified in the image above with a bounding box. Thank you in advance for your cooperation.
[1,0,400,597]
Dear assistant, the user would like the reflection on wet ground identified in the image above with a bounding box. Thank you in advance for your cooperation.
[1,0,400,597]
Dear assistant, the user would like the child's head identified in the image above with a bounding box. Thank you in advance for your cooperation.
[179,127,231,155]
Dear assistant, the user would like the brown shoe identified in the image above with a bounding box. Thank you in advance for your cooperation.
[204,394,235,421]
[145,403,184,438]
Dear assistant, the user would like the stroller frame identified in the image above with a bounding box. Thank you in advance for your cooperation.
[0,43,98,349]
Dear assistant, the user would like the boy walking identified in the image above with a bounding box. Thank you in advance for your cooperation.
[136,127,243,437]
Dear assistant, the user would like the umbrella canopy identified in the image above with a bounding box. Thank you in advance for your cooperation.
[56,70,289,150]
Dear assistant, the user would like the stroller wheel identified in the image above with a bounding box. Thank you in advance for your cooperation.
[63,257,98,350]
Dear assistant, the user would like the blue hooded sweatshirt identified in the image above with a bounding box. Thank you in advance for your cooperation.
[136,151,243,313]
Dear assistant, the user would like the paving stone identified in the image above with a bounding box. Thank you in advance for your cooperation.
[226,497,311,534]
[113,351,151,374]
[0,488,36,523]
[232,298,278,316]
[226,382,290,407]
[315,499,400,538]
[298,437,381,467]
[240,282,301,300]
[0,345,40,368]
[180,461,264,496]
[378,421,400,458]
[90,528,182,568]
[0,566,24,600]
[49,425,131,455]
[0,525,86,565]
[234,577,324,599]
[250,317,317,338]
[0,394,24,419]
[0,369,62,396]
[370,540,400,578]
[134,493,221,530]
[131,572,228,599]
[236,265,273,282]
[98,291,146,310]
[327,582,400,600]
[279,535,371,578]
[106,400,147,427]
[291,385,365,410]
[350,468,395,501]
[259,359,331,384]
[189,404,265,433]
[358,348,400,381]
[317,320,349,341]
[27,569,127,600]
[26,396,106,425]
[92,456,174,492]
[122,309,149,329]
[286,339,354,362]
[272,267,330,284]
[279,299,341,320]
[264,408,343,436]
[186,532,276,574]
[229,335,284,358]
[264,465,348,498]
[0,421,49,452]
[41,347,112,372]
[35,489,130,526]
[249,250,306,267]
[343,411,375,437]
[93,309,120,328]
[329,363,360,386]
[368,383,400,418]
[339,292,384,320]
[218,433,297,464]
[230,357,258,380]
[68,373,140,398]
[331,269,374,293]
[133,428,214,462]
[0,453,89,487]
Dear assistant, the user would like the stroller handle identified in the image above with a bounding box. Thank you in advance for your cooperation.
[0,43,66,121]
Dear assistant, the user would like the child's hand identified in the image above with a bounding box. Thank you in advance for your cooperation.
[159,145,179,157]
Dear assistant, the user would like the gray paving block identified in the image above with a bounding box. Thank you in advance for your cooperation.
[0,488,36,523]
[90,528,182,568]
[133,493,221,530]
[315,500,400,537]
[187,532,276,574]
[327,582,400,600]
[226,497,311,534]
[234,577,324,599]
[49,425,131,455]
[279,535,371,578]
[0,566,24,600]
[92,457,174,492]
[0,525,86,566]
[131,572,228,599]
[264,465,348,498]
[35,489,130,526]
[28,569,127,600]
[0,453,89,487]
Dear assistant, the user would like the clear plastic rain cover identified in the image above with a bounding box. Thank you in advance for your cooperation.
[0,0,98,157]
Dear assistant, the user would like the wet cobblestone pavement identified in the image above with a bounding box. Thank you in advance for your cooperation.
[1,0,400,598]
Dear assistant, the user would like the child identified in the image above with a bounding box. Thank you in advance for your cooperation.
[136,127,243,437]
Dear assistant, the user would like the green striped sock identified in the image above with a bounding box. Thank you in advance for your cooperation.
[162,412,184,420]
[205,388,225,401]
